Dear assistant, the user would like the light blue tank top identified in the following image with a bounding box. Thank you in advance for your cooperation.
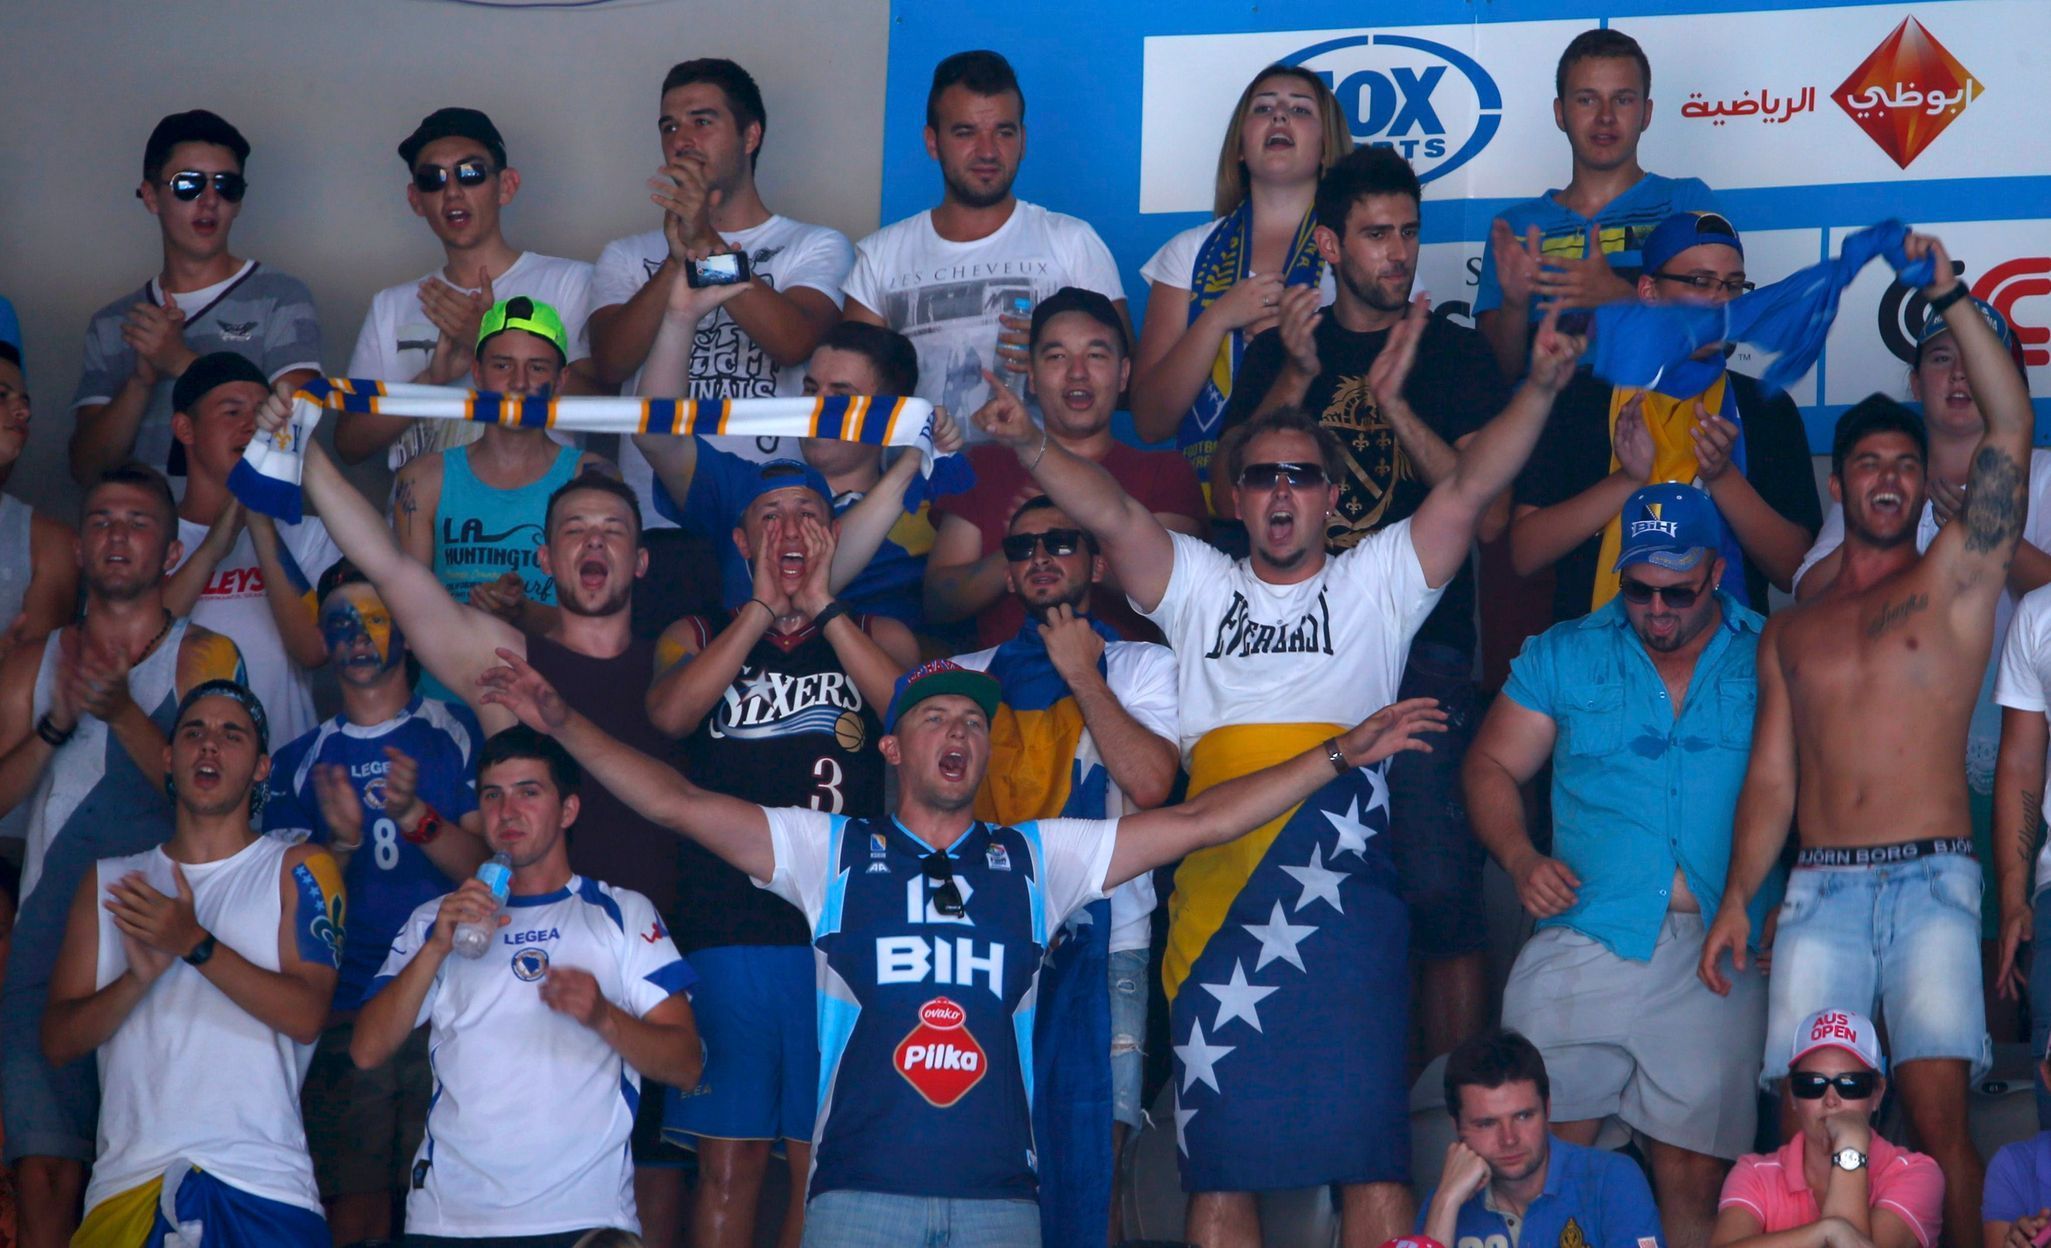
[431,441,581,608]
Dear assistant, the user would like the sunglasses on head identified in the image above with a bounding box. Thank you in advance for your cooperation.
[412,159,494,194]
[1617,575,1710,608]
[921,852,967,918]
[1237,461,1327,490]
[1789,1070,1878,1100]
[161,170,247,203]
[1001,528,1085,562]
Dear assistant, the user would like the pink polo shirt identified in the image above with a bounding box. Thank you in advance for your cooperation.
[1718,1134,1944,1248]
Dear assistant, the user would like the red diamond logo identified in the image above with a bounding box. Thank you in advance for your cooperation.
[1833,17,1983,168]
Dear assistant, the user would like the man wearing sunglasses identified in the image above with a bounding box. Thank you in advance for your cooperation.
[470,643,1443,1248]
[1465,483,1773,1248]
[1712,1008,1941,1248]
[1511,211,1819,623]
[71,110,322,493]
[973,287,1583,1248]
[334,108,599,472]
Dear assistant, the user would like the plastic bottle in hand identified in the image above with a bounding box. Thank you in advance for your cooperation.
[1000,294,1033,398]
[452,852,513,959]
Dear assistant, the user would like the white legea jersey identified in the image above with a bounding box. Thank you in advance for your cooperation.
[374,876,695,1238]
[84,835,326,1218]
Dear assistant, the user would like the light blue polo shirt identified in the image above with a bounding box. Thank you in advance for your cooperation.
[1419,1138,1664,1248]
[1502,592,1781,961]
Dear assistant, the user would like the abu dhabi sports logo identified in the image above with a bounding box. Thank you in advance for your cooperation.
[1833,17,1983,169]
[1282,33,1501,183]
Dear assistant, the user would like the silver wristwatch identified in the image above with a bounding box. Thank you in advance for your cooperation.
[1830,1147,1869,1172]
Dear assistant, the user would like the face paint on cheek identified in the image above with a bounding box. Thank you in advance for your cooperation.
[366,612,403,669]
[321,604,366,658]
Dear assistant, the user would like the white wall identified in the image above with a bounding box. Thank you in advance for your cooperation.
[0,0,891,513]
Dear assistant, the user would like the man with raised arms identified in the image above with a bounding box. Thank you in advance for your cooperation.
[474,643,1442,1248]
[1700,234,2026,1248]
[972,298,1584,1248]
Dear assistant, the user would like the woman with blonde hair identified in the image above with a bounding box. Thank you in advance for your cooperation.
[1131,63,1350,487]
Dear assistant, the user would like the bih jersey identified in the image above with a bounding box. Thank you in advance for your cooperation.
[374,877,694,1239]
[759,809,1115,1200]
[264,696,483,1009]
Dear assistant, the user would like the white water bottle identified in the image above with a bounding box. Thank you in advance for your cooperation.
[451,852,513,959]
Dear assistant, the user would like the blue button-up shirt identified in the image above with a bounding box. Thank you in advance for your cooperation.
[1502,592,1781,961]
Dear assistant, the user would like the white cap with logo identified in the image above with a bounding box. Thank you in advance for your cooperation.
[1790,1007,1885,1073]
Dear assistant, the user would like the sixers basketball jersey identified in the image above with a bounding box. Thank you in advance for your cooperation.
[757,808,1115,1201]
[676,615,885,952]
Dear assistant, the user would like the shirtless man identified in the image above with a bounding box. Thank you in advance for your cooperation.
[1699,234,2027,1248]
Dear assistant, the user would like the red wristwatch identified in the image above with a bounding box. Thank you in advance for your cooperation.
[402,806,443,846]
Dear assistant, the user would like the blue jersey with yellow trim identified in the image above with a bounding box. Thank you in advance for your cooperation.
[759,808,1115,1201]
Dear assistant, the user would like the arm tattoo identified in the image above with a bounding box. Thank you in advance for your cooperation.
[393,477,419,520]
[1964,445,2026,555]
[2022,791,2046,878]
[1865,592,1929,638]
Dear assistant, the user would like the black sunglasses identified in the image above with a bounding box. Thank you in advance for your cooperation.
[1617,575,1711,608]
[161,170,247,203]
[921,852,966,918]
[1001,528,1085,562]
[1237,461,1327,489]
[413,159,494,194]
[1789,1070,1878,1100]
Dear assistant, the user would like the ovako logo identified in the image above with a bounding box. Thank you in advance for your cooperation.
[1833,17,1983,169]
[1283,33,1501,183]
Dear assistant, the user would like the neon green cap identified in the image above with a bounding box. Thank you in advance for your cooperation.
[476,296,568,361]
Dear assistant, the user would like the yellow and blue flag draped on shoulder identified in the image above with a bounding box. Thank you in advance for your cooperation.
[971,617,1119,1248]
[73,1162,328,1248]
[229,377,946,524]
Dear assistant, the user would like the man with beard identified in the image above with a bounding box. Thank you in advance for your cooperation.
[471,637,1442,1248]
[947,496,1180,1245]
[0,464,244,1248]
[843,50,1128,426]
[350,727,700,1247]
[1700,234,2028,1248]
[253,383,699,1242]
[973,294,1585,1248]
[1220,143,1508,1067]
[1419,1030,1662,1248]
[1465,484,1773,1248]
[923,286,1203,648]
[45,680,343,1247]
[643,458,914,1248]
[263,561,488,1248]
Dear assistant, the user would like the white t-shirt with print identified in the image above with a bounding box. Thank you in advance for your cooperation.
[1139,218,1339,305]
[1995,583,2051,896]
[843,200,1125,430]
[347,251,595,470]
[595,215,854,530]
[950,640,1179,952]
[172,516,343,746]
[1140,523,1442,755]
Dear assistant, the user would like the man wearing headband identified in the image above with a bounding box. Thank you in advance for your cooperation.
[45,679,345,1247]
[475,643,1442,1247]
[166,351,343,746]
[1702,236,2025,1248]
[0,461,245,1248]
[391,298,611,685]
[1469,484,1774,1248]
[70,110,321,490]
[643,454,914,1248]
[1712,1009,1940,1248]
[1512,210,1820,622]
[335,107,599,471]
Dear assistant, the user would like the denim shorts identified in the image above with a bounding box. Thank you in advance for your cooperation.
[802,1191,1039,1248]
[1108,948,1148,1129]
[1763,851,1992,1084]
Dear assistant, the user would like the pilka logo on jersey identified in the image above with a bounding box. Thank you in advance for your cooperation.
[894,996,987,1107]
[1833,17,1983,169]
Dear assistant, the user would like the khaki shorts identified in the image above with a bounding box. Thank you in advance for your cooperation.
[301,1019,431,1199]
[1502,911,1766,1160]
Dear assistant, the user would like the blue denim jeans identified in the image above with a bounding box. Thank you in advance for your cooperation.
[1108,947,1149,1129]
[802,1191,1040,1248]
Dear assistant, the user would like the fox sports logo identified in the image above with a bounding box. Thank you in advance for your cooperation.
[1283,33,1503,183]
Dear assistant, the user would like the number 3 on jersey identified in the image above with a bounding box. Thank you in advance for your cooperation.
[811,756,845,813]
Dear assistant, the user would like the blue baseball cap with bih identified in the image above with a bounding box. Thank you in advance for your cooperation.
[1615,483,1723,573]
[885,659,1001,732]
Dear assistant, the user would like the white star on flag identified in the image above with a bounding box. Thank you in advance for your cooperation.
[1241,900,1317,972]
[1361,762,1390,816]
[1174,1019,1235,1094]
[1281,843,1346,913]
[1322,795,1378,860]
[1198,959,1280,1033]
[1175,1091,1197,1155]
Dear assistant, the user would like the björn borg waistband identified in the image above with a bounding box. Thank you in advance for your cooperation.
[1795,837,1975,868]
